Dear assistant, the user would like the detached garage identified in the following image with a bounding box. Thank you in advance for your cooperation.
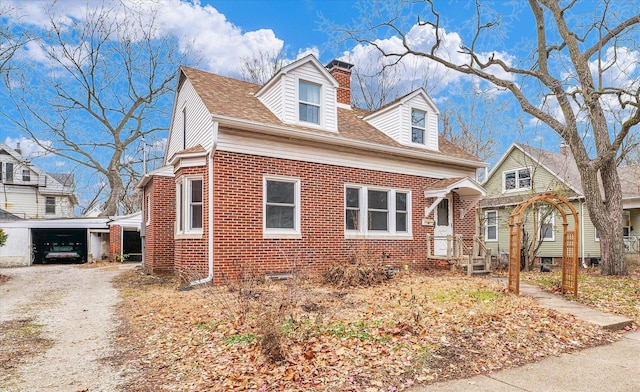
[0,217,119,267]
[32,228,88,264]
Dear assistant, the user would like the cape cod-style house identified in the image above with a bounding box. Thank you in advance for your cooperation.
[139,55,488,284]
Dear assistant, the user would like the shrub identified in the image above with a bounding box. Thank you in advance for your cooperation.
[323,262,391,288]
[0,229,7,247]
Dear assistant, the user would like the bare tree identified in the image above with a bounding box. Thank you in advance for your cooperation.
[339,0,640,275]
[240,48,287,85]
[3,2,185,216]
[0,4,31,80]
[440,86,522,178]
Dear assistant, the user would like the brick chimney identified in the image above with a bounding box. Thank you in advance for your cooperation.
[326,59,354,106]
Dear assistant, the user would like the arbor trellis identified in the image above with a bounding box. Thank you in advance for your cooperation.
[508,193,579,296]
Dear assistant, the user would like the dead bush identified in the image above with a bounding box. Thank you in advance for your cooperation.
[324,262,391,288]
[255,306,286,363]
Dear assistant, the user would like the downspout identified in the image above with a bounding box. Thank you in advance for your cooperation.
[581,201,586,268]
[190,119,218,286]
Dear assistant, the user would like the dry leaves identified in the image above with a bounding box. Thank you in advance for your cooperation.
[523,264,640,325]
[113,269,617,391]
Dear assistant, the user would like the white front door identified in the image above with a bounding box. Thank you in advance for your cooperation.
[434,197,453,256]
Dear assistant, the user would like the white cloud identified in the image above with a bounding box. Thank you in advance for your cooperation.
[6,0,287,77]
[341,22,517,100]
[3,136,53,159]
[296,47,320,60]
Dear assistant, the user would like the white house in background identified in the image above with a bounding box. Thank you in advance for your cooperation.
[0,143,77,219]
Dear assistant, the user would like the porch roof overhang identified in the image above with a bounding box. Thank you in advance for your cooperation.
[423,177,486,218]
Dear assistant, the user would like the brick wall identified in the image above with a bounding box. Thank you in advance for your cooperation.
[174,165,209,283]
[143,175,176,274]
[109,225,121,262]
[143,151,480,283]
[207,151,476,283]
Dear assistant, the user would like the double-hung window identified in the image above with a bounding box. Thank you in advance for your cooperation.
[299,80,320,125]
[411,109,426,144]
[145,194,151,225]
[503,167,531,191]
[539,206,554,241]
[22,169,30,182]
[485,210,497,241]
[175,177,203,236]
[5,162,13,183]
[264,176,301,238]
[345,185,411,238]
[45,196,56,214]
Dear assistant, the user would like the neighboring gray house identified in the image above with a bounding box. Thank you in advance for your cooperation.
[0,143,77,219]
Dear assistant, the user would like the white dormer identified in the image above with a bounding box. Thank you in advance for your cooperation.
[255,55,340,132]
[364,89,439,151]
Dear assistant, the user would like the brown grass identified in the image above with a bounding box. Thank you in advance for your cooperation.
[112,268,619,391]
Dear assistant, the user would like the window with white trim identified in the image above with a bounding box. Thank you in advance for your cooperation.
[345,185,411,237]
[411,109,426,144]
[299,80,320,124]
[485,210,498,241]
[145,194,151,225]
[539,206,554,241]
[503,167,531,191]
[264,176,301,237]
[5,162,13,182]
[175,177,203,235]
[45,196,56,214]
[623,211,631,237]
[22,169,30,182]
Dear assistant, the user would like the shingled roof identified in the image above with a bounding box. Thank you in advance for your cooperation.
[517,143,583,194]
[0,208,21,221]
[512,143,640,200]
[179,66,483,165]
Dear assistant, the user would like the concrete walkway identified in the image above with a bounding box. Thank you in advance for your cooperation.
[413,281,639,392]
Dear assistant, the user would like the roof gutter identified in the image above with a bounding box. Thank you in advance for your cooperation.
[211,114,487,169]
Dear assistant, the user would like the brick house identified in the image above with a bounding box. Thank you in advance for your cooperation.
[139,55,487,284]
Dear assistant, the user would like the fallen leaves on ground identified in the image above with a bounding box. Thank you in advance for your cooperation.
[113,270,617,391]
[523,264,640,325]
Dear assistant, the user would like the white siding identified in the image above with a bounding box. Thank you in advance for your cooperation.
[427,109,439,150]
[1,186,38,219]
[365,93,439,151]
[1,188,74,219]
[368,106,402,142]
[166,79,213,160]
[279,62,338,132]
[217,129,475,179]
[258,78,284,121]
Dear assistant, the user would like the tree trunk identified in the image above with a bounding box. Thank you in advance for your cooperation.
[99,170,124,217]
[582,159,627,275]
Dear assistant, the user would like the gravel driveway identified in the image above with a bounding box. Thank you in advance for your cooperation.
[0,264,133,391]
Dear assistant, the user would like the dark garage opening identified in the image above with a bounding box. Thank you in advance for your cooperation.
[123,230,142,261]
[32,228,88,264]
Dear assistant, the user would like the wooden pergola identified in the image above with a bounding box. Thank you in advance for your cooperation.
[508,193,579,296]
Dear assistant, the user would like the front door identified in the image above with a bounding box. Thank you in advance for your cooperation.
[434,197,453,256]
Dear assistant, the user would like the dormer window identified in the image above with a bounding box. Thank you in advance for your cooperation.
[411,109,426,144]
[299,80,321,125]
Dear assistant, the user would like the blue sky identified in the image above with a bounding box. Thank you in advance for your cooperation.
[2,0,637,212]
